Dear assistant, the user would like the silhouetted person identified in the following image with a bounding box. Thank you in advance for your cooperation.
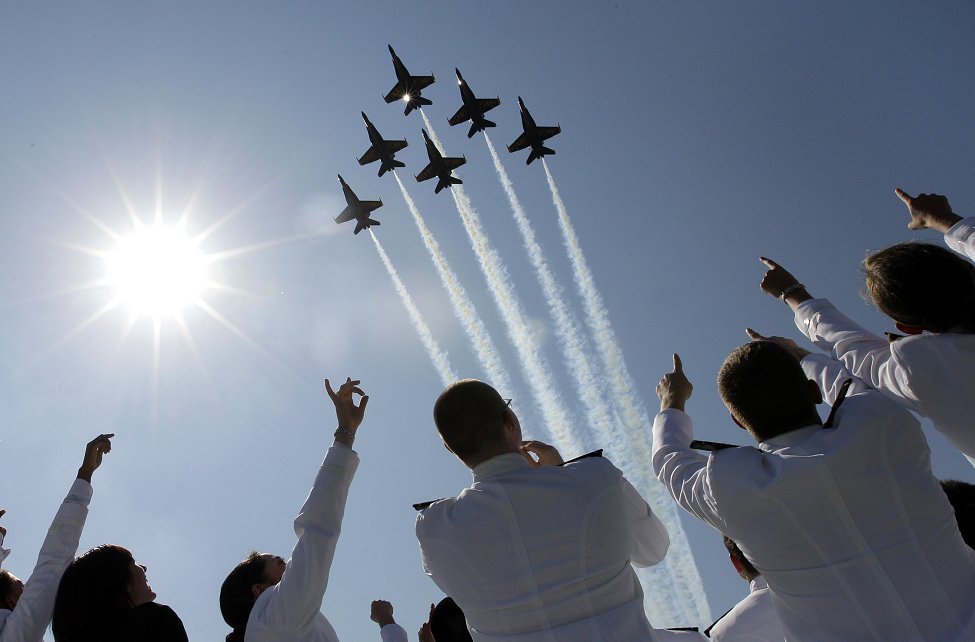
[369,599,409,642]
[706,536,784,641]
[0,434,113,641]
[652,344,975,641]
[219,377,369,642]
[942,479,975,551]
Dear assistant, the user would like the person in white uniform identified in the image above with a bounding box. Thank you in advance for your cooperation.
[416,379,671,642]
[707,536,784,642]
[652,343,975,641]
[758,189,975,466]
[0,434,113,642]
[219,377,368,642]
[368,600,409,642]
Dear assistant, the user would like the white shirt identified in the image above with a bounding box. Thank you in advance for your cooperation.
[652,375,975,641]
[379,623,408,642]
[416,453,670,642]
[245,443,359,642]
[708,576,784,642]
[945,216,975,261]
[0,479,92,642]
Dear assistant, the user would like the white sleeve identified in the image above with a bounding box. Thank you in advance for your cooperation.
[651,409,726,531]
[0,534,9,569]
[619,475,669,567]
[0,479,92,642]
[945,217,975,262]
[800,353,871,405]
[794,298,920,408]
[254,443,360,632]
[379,622,410,642]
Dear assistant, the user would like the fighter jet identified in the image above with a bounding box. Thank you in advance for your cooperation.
[384,45,435,116]
[447,68,501,138]
[357,112,408,177]
[415,129,466,194]
[507,97,561,165]
[334,174,383,235]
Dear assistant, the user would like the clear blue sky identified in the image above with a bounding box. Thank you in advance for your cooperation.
[1,2,974,638]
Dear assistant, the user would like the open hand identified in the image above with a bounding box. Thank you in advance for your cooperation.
[895,188,961,233]
[745,328,811,360]
[324,377,369,433]
[657,354,693,412]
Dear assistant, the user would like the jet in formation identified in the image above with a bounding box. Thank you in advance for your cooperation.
[447,68,501,138]
[357,112,408,177]
[334,174,383,235]
[384,45,435,116]
[415,129,466,194]
[507,96,561,165]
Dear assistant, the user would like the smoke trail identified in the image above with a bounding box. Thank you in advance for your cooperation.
[483,133,619,450]
[542,160,711,625]
[369,230,456,386]
[417,111,581,454]
[392,172,513,397]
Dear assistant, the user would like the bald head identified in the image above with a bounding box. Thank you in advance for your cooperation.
[434,379,517,467]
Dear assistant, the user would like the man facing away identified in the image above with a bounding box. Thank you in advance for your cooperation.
[706,536,784,642]
[416,380,671,641]
[652,344,975,641]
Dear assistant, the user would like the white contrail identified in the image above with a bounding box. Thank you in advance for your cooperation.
[483,133,619,450]
[542,160,711,626]
[420,111,581,454]
[369,230,456,386]
[393,172,513,397]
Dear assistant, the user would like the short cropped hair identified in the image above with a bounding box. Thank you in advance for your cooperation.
[723,535,759,581]
[864,242,975,332]
[717,341,817,441]
[941,479,975,551]
[0,570,16,605]
[430,597,472,642]
[434,380,509,462]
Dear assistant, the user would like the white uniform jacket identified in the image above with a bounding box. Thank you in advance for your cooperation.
[708,577,784,642]
[652,363,975,641]
[245,443,359,642]
[0,479,92,642]
[416,453,669,642]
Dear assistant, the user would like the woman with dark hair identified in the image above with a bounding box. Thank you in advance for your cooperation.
[51,544,187,642]
[220,376,369,642]
[759,188,975,467]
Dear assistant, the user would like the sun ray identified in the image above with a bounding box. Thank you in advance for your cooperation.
[193,298,293,377]
[173,313,221,405]
[203,229,330,264]
[192,171,287,244]
[16,279,112,305]
[29,299,119,368]
[152,316,162,426]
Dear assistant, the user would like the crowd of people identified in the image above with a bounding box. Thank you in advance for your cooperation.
[0,188,972,641]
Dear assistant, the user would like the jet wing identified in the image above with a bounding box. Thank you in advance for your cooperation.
[386,139,408,153]
[507,132,529,153]
[476,97,500,112]
[442,157,466,171]
[537,126,561,141]
[361,200,383,212]
[358,147,380,166]
[335,205,356,224]
[384,84,406,104]
[448,105,470,126]
[415,163,438,183]
[412,75,435,91]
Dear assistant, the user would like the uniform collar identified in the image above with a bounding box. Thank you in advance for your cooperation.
[472,452,531,483]
[749,575,769,593]
[758,424,822,452]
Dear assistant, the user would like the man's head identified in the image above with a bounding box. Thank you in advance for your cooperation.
[0,570,23,610]
[723,536,760,583]
[717,341,822,442]
[864,242,975,334]
[430,597,473,642]
[434,380,522,468]
[941,479,975,551]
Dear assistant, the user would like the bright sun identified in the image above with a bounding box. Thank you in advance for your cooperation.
[104,224,209,318]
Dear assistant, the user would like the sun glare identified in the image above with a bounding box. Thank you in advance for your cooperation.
[105,224,209,318]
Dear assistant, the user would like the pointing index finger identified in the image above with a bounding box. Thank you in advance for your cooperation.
[895,188,913,205]
[759,256,779,269]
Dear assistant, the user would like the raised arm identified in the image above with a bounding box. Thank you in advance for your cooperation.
[255,378,367,632]
[0,511,8,568]
[651,356,727,531]
[1,434,112,642]
[896,188,975,262]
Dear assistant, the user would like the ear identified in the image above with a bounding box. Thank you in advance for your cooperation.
[251,583,267,599]
[730,414,747,431]
[894,321,923,335]
[806,379,823,405]
[729,553,747,580]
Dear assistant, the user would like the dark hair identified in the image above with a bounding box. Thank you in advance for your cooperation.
[941,479,975,551]
[0,570,17,607]
[430,597,472,642]
[434,380,509,463]
[864,242,975,333]
[52,544,135,642]
[722,535,759,581]
[717,341,820,441]
[220,552,269,642]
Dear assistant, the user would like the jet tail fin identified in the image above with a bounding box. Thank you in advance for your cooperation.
[378,159,406,177]
[527,147,556,165]
[434,176,463,193]
[354,219,381,235]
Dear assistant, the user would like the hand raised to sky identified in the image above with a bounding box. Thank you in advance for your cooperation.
[895,188,961,233]
[759,257,813,310]
[325,377,369,447]
[78,433,114,483]
[657,353,693,413]
[745,328,811,361]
